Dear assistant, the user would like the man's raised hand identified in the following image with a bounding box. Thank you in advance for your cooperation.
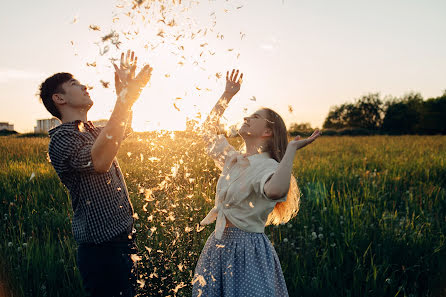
[113,50,153,106]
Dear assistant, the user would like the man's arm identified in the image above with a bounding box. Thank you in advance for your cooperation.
[91,51,152,173]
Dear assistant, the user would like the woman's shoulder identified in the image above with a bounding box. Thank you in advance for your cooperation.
[249,153,278,167]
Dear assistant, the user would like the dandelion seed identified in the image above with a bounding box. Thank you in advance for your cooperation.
[82,161,92,168]
[196,223,205,232]
[133,213,139,220]
[249,202,254,208]
[100,80,110,88]
[29,172,35,181]
[127,152,132,157]
[89,24,101,31]
[172,282,186,293]
[283,238,288,243]
[70,16,78,24]
[131,254,142,262]
[117,187,121,191]
[288,105,294,113]
[8,242,13,247]
[137,279,145,288]
[216,244,225,249]
[192,275,206,287]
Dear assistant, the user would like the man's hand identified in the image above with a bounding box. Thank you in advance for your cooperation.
[224,69,243,98]
[113,50,153,107]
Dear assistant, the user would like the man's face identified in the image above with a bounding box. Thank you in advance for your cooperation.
[58,78,93,110]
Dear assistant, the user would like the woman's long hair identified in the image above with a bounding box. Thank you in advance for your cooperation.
[261,108,301,225]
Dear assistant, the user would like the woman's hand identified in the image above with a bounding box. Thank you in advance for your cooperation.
[224,69,243,98]
[289,129,321,151]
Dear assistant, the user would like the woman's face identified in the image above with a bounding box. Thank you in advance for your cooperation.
[238,109,272,138]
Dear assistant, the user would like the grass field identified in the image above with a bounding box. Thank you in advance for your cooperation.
[0,134,445,297]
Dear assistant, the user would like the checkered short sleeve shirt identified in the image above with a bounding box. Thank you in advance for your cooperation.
[48,120,134,244]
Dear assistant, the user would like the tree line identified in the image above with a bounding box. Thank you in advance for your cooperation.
[290,90,446,136]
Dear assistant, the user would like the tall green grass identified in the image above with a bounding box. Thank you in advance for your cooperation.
[0,135,445,296]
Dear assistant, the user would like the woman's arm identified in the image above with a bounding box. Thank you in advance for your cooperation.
[201,69,243,170]
[264,130,321,199]
[203,69,243,133]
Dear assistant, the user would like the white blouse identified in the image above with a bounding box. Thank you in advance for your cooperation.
[201,134,287,239]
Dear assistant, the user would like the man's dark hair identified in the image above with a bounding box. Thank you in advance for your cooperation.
[39,73,73,120]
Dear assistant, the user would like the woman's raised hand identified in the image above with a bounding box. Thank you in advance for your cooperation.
[289,129,322,151]
[224,69,243,97]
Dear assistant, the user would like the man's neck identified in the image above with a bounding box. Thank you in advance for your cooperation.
[61,109,88,124]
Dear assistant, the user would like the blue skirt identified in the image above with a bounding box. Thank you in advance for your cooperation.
[192,227,289,297]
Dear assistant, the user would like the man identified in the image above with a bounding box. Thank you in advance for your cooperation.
[40,51,152,296]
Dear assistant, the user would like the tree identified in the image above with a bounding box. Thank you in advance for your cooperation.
[382,92,423,134]
[323,93,383,130]
[289,122,312,133]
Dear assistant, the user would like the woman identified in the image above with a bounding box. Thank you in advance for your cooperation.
[192,69,321,296]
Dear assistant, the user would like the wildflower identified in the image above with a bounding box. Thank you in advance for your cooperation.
[311,232,317,240]
[318,234,324,239]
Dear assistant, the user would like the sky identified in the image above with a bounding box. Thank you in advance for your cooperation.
[0,0,445,132]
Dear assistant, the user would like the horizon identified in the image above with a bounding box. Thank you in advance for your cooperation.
[1,0,445,133]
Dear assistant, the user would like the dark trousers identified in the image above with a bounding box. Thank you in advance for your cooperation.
[77,238,137,297]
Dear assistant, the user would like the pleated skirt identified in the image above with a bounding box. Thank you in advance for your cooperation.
[192,227,289,297]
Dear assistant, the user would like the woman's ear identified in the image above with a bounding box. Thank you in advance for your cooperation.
[263,128,273,137]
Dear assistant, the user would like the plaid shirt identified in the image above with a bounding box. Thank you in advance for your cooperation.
[48,120,134,244]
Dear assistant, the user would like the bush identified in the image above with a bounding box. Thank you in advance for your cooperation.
[16,133,48,138]
[0,129,18,136]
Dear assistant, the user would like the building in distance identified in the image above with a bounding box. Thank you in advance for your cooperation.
[34,118,61,133]
[0,122,14,131]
